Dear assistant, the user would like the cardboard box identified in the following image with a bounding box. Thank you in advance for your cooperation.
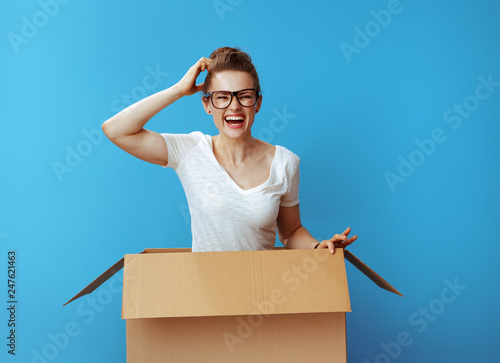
[65,248,402,362]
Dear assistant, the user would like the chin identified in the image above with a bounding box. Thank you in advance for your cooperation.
[217,120,253,138]
[221,128,250,139]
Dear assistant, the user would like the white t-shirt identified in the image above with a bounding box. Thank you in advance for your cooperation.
[161,131,300,252]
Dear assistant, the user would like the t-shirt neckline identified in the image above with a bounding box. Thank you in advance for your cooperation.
[208,136,279,194]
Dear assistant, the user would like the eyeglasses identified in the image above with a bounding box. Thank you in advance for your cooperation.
[204,89,260,109]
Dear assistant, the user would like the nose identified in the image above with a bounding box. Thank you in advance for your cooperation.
[227,94,242,110]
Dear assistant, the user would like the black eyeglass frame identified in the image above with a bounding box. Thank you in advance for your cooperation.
[203,88,261,109]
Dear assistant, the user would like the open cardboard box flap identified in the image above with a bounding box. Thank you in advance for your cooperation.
[64,248,402,363]
[64,248,402,314]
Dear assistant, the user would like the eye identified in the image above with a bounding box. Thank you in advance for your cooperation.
[239,92,253,99]
[215,92,230,100]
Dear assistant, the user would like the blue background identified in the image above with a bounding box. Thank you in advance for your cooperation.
[1,0,499,362]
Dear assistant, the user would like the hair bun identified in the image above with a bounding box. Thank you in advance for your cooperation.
[210,46,246,58]
[203,47,260,94]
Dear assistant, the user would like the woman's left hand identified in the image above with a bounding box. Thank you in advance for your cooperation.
[317,227,357,254]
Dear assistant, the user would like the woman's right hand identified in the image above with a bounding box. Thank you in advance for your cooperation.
[175,57,212,96]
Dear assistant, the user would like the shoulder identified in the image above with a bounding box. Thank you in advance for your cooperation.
[160,131,212,146]
[271,144,300,180]
[277,145,300,167]
[160,131,213,169]
[160,130,205,140]
[254,138,300,171]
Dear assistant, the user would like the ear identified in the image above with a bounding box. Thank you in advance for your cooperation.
[202,96,212,114]
[255,95,263,113]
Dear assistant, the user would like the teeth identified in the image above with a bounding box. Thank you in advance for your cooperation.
[225,116,244,121]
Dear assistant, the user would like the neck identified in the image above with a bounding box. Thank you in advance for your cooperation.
[213,133,257,165]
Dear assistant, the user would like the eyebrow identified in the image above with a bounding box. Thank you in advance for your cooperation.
[207,88,257,93]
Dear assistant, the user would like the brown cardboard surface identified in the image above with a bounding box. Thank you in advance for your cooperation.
[344,250,404,297]
[63,248,404,363]
[122,248,351,319]
[63,258,124,306]
[143,248,191,254]
[65,247,402,307]
[126,312,346,363]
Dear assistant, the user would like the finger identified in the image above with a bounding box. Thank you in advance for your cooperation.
[199,58,212,71]
[326,240,335,254]
[190,64,203,77]
[205,58,212,71]
[341,227,351,236]
[334,235,357,248]
[194,83,204,93]
[317,241,328,249]
[195,58,207,71]
[330,234,347,243]
[197,57,209,64]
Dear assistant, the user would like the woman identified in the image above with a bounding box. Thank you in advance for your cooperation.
[102,47,357,253]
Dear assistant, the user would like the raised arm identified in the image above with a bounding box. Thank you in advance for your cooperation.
[101,57,212,165]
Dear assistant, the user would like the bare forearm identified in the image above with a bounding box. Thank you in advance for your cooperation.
[102,84,184,139]
[283,226,319,249]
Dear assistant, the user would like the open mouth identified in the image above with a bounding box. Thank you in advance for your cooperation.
[225,115,244,128]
